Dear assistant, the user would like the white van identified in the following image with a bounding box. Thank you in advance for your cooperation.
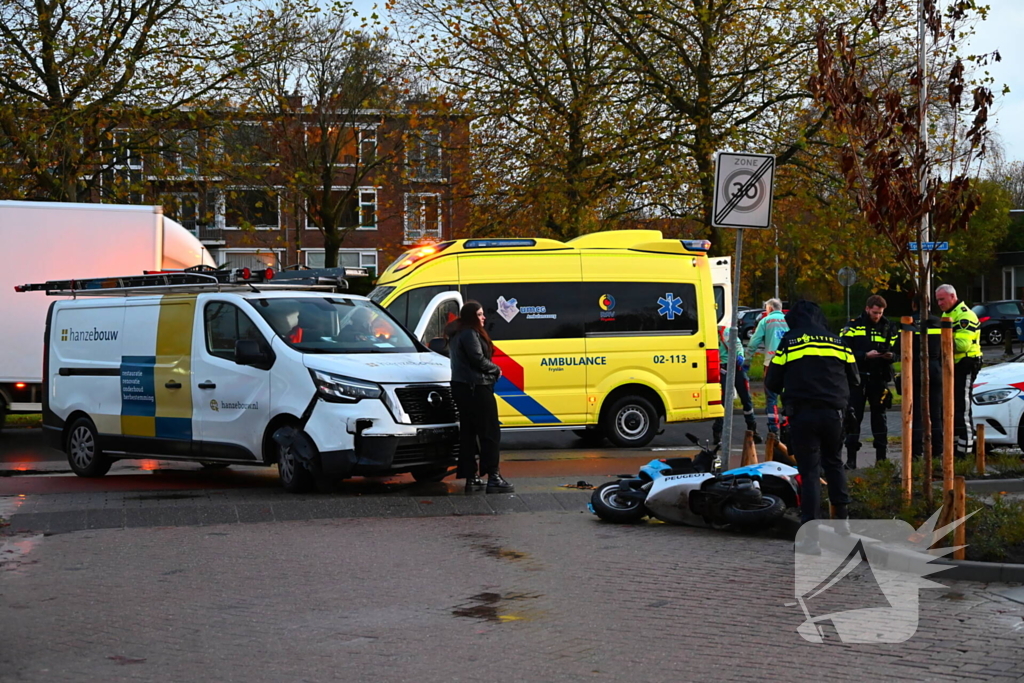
[26,269,458,492]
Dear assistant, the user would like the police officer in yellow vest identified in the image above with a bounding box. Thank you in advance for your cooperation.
[935,284,983,459]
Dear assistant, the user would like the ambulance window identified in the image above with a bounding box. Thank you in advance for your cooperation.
[582,283,699,335]
[714,285,726,324]
[463,283,584,340]
[422,299,460,345]
[384,285,453,329]
[205,302,265,362]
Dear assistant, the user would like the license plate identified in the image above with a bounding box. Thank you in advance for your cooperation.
[417,426,457,441]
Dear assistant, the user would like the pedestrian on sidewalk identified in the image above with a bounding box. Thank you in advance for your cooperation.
[448,301,514,494]
[712,325,761,447]
[765,300,860,555]
[840,295,897,469]
[936,284,982,460]
[746,298,789,437]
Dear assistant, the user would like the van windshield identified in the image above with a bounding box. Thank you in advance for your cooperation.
[249,297,419,354]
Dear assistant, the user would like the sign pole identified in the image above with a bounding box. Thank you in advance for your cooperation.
[720,228,744,469]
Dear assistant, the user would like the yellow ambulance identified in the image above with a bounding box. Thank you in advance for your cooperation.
[369,230,725,447]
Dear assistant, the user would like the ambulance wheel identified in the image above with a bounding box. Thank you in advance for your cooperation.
[590,482,647,523]
[66,417,112,478]
[276,439,314,493]
[604,395,658,448]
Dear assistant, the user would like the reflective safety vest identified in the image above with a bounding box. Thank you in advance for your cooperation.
[946,301,982,362]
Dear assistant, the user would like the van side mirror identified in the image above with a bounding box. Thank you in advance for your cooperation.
[235,339,271,368]
[427,337,449,357]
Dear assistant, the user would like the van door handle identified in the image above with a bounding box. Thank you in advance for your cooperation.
[165,381,182,389]
[198,381,217,390]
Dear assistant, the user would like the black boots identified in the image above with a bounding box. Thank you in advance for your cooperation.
[844,449,858,471]
[465,475,486,493]
[486,472,515,493]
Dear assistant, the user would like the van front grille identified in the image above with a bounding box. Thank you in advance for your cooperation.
[395,386,458,425]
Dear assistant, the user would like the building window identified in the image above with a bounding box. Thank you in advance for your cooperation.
[304,125,377,167]
[157,130,199,176]
[223,188,279,230]
[404,193,442,243]
[222,123,276,165]
[219,250,282,270]
[360,128,377,166]
[103,130,145,202]
[164,193,199,233]
[304,188,377,231]
[407,130,443,181]
[304,250,378,272]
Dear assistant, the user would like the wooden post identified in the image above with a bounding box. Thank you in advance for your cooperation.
[940,316,955,495]
[764,432,776,463]
[740,430,757,466]
[901,316,914,506]
[953,475,966,560]
[930,488,956,550]
[976,423,986,475]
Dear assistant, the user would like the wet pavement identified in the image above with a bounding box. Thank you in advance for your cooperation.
[1,512,1021,682]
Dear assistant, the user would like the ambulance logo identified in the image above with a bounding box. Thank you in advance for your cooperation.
[598,294,615,311]
[496,296,520,323]
[657,292,683,320]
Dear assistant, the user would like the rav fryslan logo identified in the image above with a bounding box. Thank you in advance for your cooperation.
[790,508,975,644]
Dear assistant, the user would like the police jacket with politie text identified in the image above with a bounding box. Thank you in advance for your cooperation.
[764,302,860,414]
[840,311,897,382]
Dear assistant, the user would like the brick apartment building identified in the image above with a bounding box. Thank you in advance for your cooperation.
[137,108,471,277]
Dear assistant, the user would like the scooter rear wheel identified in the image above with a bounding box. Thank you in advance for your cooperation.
[721,493,786,527]
[591,482,647,523]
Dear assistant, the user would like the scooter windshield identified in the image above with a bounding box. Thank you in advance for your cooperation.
[250,297,419,354]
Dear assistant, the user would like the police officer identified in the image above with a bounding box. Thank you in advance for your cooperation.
[935,284,983,459]
[765,301,860,555]
[840,295,897,468]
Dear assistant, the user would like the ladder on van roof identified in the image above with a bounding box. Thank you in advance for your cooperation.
[14,265,369,297]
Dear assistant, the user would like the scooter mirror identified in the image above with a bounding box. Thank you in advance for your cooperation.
[685,432,700,446]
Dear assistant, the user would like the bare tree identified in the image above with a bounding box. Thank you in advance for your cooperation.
[0,0,290,202]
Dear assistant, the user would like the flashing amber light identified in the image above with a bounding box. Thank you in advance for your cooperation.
[392,242,454,273]
[14,382,26,389]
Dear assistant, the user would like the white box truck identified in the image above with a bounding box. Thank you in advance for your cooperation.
[0,201,214,428]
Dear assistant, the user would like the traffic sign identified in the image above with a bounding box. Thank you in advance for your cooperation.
[712,152,776,229]
[838,267,857,287]
[909,241,949,251]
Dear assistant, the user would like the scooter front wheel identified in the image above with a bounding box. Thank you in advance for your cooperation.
[591,482,647,523]
[721,493,786,527]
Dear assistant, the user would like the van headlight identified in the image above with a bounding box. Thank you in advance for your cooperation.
[310,370,383,402]
[973,388,1021,405]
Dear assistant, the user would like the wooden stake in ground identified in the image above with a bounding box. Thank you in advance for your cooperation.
[976,424,986,475]
[765,432,777,462]
[930,488,957,550]
[953,476,966,560]
[901,316,914,506]
[740,430,757,466]
[941,317,955,495]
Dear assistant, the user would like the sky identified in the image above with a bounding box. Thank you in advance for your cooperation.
[352,0,1024,162]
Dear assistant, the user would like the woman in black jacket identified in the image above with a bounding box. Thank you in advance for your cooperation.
[448,301,514,493]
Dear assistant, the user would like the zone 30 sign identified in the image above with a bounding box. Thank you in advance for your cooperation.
[712,152,776,229]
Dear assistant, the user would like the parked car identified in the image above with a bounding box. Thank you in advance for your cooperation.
[971,300,1024,346]
[972,356,1024,450]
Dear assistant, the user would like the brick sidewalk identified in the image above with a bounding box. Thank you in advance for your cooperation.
[1,512,1021,681]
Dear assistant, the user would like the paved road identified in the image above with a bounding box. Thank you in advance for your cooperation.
[1,512,1021,682]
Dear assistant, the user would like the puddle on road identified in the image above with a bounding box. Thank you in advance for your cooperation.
[0,533,44,575]
[452,591,541,623]
[458,532,532,563]
[0,494,28,519]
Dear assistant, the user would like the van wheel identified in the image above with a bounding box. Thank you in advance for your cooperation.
[603,395,658,448]
[276,439,314,493]
[66,417,112,477]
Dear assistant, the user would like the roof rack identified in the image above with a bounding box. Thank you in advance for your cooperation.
[15,265,368,297]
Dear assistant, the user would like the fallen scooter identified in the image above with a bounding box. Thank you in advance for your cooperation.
[589,434,800,528]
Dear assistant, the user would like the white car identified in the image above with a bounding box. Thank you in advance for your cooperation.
[972,358,1024,449]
